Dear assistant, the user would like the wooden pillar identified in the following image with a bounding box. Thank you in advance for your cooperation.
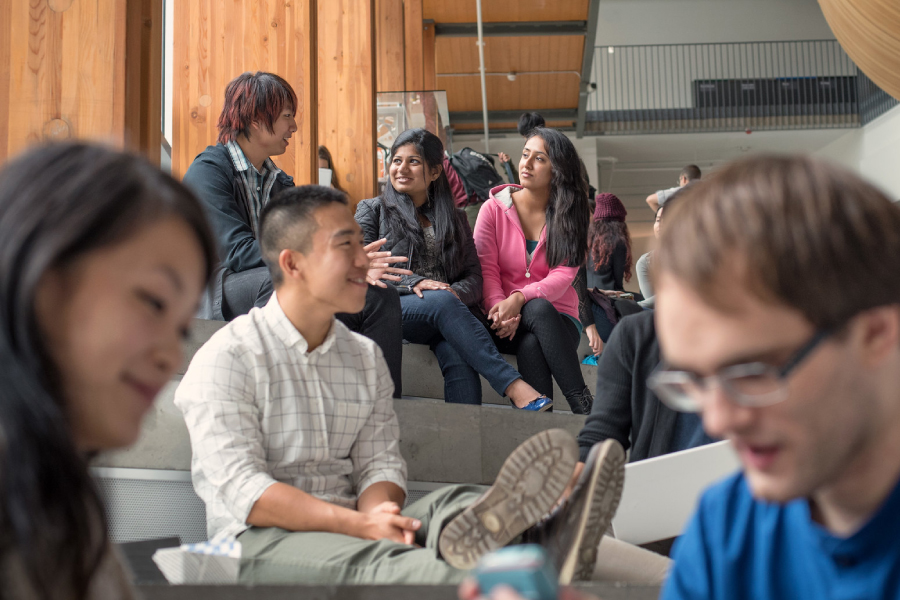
[173,0,318,182]
[376,0,405,92]
[318,0,377,206]
[403,0,424,91]
[125,0,162,162]
[423,19,436,91]
[1,0,161,164]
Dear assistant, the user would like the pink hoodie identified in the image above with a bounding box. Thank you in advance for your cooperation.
[473,184,580,320]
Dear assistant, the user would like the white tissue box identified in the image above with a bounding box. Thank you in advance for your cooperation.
[152,537,241,584]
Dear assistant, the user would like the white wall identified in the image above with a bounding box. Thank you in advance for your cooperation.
[595,0,836,47]
[815,105,900,200]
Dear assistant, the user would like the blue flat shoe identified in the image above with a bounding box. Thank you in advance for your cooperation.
[513,395,553,412]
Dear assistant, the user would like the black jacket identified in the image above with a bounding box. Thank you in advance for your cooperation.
[586,240,628,292]
[182,143,294,319]
[354,197,483,308]
[576,310,678,463]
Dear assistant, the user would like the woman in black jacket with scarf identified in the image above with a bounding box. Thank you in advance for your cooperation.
[355,129,550,410]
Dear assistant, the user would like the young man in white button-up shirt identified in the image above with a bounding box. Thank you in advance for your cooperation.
[176,185,625,584]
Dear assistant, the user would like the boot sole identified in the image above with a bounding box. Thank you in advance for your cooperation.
[557,439,626,584]
[439,428,579,570]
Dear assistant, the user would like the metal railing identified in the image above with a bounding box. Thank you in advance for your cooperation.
[585,40,867,134]
[858,71,900,125]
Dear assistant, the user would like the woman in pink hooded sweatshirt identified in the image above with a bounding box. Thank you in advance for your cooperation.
[473,128,594,414]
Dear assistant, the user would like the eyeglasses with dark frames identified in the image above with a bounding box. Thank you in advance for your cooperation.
[647,330,831,413]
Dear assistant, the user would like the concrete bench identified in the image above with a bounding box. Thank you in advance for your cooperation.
[184,319,599,410]
[95,385,585,484]
[93,318,591,545]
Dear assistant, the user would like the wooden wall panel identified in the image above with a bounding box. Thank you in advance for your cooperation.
[403,0,424,90]
[437,74,580,111]
[173,0,318,181]
[318,0,376,206]
[0,0,10,160]
[423,21,436,90]
[124,0,162,164]
[436,36,584,74]
[424,0,589,23]
[1,0,162,162]
[376,0,405,92]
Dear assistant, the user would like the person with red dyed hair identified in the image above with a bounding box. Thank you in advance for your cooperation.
[183,71,407,397]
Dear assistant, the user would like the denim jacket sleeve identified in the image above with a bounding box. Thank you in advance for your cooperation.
[183,152,264,273]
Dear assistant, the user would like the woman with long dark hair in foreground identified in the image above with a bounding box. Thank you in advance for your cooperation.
[0,143,216,598]
[473,127,594,414]
[356,129,549,409]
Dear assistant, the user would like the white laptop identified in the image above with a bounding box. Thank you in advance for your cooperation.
[610,440,741,545]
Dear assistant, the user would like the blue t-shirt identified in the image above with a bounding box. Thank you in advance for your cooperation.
[662,472,900,600]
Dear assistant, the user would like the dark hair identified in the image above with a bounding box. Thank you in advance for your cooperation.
[217,71,298,144]
[680,164,701,182]
[260,185,349,285]
[588,221,633,283]
[318,145,347,194]
[382,129,468,278]
[0,142,217,598]
[525,128,590,268]
[518,112,546,137]
[656,155,900,329]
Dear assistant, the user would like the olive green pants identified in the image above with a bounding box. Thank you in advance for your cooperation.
[237,484,486,584]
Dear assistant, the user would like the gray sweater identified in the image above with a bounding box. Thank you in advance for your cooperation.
[636,252,655,309]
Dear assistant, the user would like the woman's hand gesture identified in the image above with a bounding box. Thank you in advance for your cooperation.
[412,279,458,299]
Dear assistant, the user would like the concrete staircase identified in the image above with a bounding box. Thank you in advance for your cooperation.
[96,319,592,482]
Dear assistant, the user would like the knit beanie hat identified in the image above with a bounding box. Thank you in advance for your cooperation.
[593,192,627,222]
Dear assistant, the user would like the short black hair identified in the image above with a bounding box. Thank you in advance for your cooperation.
[259,185,348,285]
[517,112,546,137]
[680,164,701,181]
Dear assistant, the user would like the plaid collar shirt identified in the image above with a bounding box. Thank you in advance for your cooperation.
[174,294,407,540]
[225,140,282,237]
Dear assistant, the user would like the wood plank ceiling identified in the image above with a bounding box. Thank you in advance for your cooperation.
[424,0,589,131]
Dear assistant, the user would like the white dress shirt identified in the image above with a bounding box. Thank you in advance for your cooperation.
[175,294,407,540]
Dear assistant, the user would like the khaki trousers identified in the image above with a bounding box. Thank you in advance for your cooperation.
[238,484,485,584]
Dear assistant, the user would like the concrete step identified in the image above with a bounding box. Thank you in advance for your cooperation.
[95,383,586,486]
[184,319,599,411]
[137,583,662,599]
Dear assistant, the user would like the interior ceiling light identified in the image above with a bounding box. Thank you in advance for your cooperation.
[507,72,517,82]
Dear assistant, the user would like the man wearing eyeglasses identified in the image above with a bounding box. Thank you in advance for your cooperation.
[651,155,900,599]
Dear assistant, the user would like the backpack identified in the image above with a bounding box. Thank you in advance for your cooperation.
[449,147,504,204]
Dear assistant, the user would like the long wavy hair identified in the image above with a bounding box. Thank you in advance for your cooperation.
[381,128,468,278]
[525,128,590,268]
[588,220,633,282]
[0,143,217,598]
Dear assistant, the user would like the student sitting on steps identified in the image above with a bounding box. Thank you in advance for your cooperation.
[175,184,626,584]
[356,128,551,409]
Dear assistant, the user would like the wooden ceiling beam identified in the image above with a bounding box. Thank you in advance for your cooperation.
[436,21,587,37]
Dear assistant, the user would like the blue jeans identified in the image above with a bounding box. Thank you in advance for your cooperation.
[591,303,616,343]
[400,290,521,405]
